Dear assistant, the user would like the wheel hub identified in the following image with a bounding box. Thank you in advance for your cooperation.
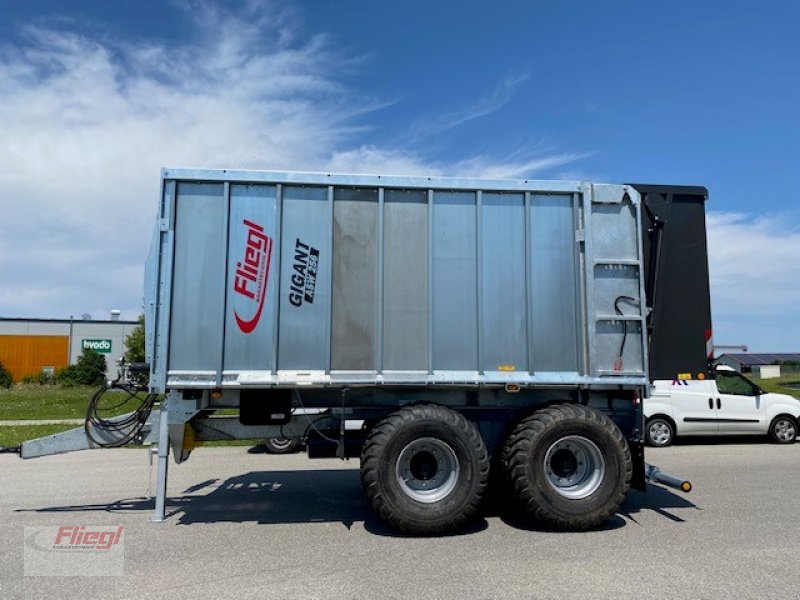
[649,422,672,445]
[269,437,293,450]
[544,435,605,500]
[396,437,460,503]
[409,451,438,480]
[550,448,579,478]
[774,419,796,442]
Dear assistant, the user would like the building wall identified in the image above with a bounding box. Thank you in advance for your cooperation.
[0,319,139,382]
[0,321,71,336]
[715,355,744,373]
[0,335,69,381]
[756,365,781,379]
[66,322,138,369]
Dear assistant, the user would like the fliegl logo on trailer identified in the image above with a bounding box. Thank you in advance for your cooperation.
[233,219,273,334]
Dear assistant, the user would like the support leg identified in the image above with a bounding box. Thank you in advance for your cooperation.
[151,405,170,523]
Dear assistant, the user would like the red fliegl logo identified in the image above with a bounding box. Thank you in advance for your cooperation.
[53,526,123,550]
[233,219,273,334]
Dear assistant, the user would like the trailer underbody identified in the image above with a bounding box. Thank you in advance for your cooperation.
[15,383,689,532]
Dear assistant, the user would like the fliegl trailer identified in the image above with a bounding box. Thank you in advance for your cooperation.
[12,170,711,535]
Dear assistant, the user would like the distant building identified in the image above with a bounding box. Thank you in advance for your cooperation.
[0,315,138,382]
[715,353,800,374]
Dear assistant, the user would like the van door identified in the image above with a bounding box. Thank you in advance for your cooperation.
[714,371,765,433]
[670,379,718,435]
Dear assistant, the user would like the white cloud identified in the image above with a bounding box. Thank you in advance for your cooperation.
[707,211,800,350]
[0,1,586,323]
[0,2,368,319]
[448,152,590,180]
[326,145,587,180]
[402,71,530,144]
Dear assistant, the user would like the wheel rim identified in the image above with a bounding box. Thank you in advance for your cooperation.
[395,437,460,503]
[774,419,796,442]
[543,435,605,500]
[269,437,294,450]
[648,421,672,446]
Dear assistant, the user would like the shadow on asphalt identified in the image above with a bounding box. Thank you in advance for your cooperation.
[618,485,697,525]
[489,480,696,532]
[669,435,779,446]
[17,466,697,535]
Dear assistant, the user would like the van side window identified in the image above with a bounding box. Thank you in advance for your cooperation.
[716,372,755,396]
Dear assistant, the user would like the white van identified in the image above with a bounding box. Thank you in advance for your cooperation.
[644,366,800,446]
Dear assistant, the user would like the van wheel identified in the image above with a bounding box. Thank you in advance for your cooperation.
[769,416,797,444]
[645,418,675,447]
[360,404,490,535]
[502,404,631,530]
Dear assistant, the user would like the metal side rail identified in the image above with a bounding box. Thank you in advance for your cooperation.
[644,463,692,493]
[18,410,162,459]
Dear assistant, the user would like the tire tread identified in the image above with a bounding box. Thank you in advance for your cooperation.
[360,404,489,535]
[501,403,632,530]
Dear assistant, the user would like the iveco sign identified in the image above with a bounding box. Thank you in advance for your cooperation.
[82,339,112,354]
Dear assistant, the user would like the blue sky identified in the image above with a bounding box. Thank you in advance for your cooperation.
[0,0,798,351]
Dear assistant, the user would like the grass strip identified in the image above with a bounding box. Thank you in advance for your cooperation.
[0,385,141,421]
[0,424,76,448]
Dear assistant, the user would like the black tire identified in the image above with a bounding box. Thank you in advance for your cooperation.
[263,437,301,454]
[768,415,797,444]
[645,417,675,447]
[360,404,490,535]
[501,404,632,531]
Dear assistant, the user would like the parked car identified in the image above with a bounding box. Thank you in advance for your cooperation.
[644,366,800,446]
[248,436,302,454]
[247,409,364,454]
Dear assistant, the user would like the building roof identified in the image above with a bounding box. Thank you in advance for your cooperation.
[0,317,138,325]
[719,353,800,366]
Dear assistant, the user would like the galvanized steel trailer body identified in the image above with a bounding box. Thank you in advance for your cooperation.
[146,169,650,393]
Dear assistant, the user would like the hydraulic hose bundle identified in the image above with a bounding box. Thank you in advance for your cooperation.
[84,362,157,448]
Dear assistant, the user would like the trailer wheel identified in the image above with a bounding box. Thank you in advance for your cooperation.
[360,404,490,535]
[502,404,631,530]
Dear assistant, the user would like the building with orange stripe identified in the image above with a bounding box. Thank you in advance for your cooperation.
[0,314,138,382]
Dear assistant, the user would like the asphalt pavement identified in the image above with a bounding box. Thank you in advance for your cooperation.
[1,441,798,600]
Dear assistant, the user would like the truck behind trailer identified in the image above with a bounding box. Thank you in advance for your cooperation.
[11,170,710,535]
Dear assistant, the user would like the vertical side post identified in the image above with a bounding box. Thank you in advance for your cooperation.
[376,187,385,375]
[427,189,434,375]
[476,190,483,375]
[573,192,589,376]
[325,185,334,375]
[217,181,231,387]
[581,183,597,377]
[151,402,170,523]
[271,184,283,376]
[524,191,532,374]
